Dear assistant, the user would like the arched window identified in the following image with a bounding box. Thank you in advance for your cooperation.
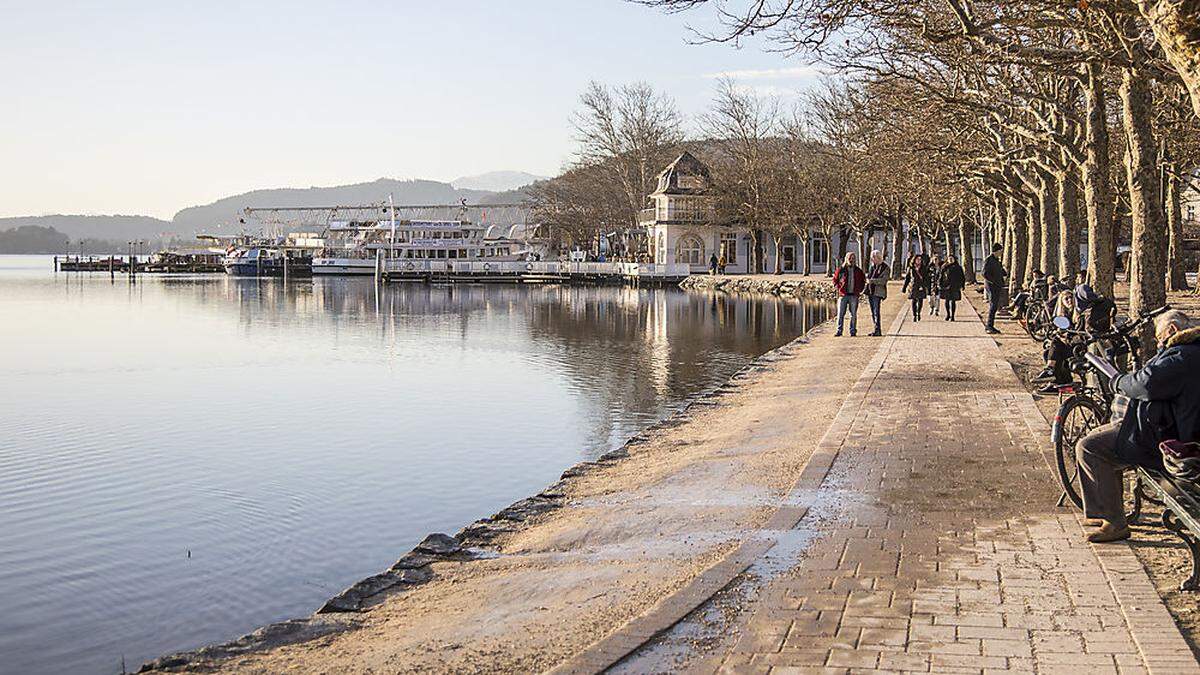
[675,235,704,265]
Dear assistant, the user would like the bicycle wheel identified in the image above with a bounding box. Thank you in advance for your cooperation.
[1052,395,1107,509]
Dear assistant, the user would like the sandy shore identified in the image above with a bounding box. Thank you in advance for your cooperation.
[144,282,901,674]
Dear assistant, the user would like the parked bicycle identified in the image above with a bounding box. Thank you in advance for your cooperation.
[1049,305,1171,508]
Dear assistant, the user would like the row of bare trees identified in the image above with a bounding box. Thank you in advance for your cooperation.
[634,0,1200,311]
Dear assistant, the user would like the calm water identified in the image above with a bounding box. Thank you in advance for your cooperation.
[0,255,829,674]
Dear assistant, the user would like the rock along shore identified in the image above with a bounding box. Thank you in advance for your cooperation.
[679,273,839,301]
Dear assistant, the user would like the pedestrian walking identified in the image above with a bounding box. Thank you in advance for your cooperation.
[939,254,966,321]
[928,253,943,316]
[902,254,931,322]
[709,253,718,275]
[718,253,727,274]
[982,243,1006,334]
[833,251,867,337]
[865,249,890,336]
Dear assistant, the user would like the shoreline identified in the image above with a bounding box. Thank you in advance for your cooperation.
[140,276,858,673]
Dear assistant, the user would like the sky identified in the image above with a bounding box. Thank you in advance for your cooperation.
[0,0,821,219]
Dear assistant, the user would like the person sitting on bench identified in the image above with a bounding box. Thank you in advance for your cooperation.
[1034,284,1115,393]
[1076,310,1200,543]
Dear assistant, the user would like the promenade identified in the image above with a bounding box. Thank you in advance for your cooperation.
[679,298,1197,673]
[143,291,1198,674]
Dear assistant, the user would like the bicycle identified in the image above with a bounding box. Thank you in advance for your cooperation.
[1049,305,1171,509]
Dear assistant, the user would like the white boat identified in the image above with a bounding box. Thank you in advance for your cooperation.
[311,218,528,275]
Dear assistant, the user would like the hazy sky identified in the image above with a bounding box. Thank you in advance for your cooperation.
[1,1,819,219]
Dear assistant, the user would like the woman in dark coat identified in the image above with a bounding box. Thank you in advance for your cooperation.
[928,253,943,316]
[902,254,931,322]
[939,254,966,321]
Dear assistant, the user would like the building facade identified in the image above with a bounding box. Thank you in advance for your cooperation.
[640,152,846,275]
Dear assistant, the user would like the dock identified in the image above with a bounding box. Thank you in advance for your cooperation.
[55,256,224,274]
[383,260,691,285]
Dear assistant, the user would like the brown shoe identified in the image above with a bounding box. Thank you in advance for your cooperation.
[1087,522,1131,543]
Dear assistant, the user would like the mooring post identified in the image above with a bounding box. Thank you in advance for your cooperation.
[375,249,383,284]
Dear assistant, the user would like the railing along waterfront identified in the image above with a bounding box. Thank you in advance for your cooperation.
[383,259,692,281]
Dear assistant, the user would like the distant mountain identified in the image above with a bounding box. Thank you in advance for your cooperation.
[171,178,509,232]
[451,171,548,192]
[0,177,536,252]
[0,215,175,243]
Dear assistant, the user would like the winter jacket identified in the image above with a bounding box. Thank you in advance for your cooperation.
[1112,327,1200,469]
[866,262,890,299]
[833,264,867,296]
[982,254,1006,293]
[938,263,966,302]
[902,265,931,300]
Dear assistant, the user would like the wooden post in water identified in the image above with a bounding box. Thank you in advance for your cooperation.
[282,251,289,282]
[109,253,115,279]
[375,249,383,284]
[53,256,58,273]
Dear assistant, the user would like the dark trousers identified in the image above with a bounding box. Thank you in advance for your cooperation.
[945,299,957,319]
[986,285,1002,329]
[867,294,883,334]
[1076,423,1128,527]
[911,297,924,320]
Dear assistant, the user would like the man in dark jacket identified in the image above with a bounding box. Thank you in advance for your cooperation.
[982,243,1006,334]
[833,251,867,337]
[1076,310,1200,542]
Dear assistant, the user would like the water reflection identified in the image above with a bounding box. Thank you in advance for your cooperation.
[0,257,828,674]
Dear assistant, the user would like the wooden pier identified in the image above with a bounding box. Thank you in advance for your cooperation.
[382,260,692,286]
[54,256,223,274]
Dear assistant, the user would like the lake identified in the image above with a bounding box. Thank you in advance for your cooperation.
[0,255,829,673]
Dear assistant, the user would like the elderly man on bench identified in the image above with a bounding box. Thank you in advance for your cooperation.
[1076,310,1200,543]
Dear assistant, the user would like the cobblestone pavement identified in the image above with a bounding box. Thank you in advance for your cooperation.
[707,300,1197,674]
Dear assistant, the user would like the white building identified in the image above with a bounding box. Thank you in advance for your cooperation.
[640,152,849,275]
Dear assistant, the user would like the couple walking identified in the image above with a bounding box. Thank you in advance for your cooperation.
[901,253,966,322]
[832,251,889,337]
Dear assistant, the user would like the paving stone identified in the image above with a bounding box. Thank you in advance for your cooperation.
[626,300,1197,675]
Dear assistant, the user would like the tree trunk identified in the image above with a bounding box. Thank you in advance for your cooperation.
[1082,61,1116,298]
[889,216,901,278]
[1025,197,1041,285]
[1166,166,1190,290]
[801,231,811,276]
[1037,172,1060,278]
[752,229,764,274]
[1121,66,1169,351]
[773,234,783,274]
[959,219,976,282]
[943,226,953,258]
[1138,0,1200,118]
[1057,167,1081,284]
[1009,197,1029,294]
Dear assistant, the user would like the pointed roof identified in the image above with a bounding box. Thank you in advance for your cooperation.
[651,151,713,196]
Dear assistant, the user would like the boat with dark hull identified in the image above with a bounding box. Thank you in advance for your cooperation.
[223,247,313,277]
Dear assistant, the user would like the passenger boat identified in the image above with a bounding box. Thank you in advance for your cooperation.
[223,246,313,276]
[310,219,528,275]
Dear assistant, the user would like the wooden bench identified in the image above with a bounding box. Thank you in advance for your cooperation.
[1132,467,1200,591]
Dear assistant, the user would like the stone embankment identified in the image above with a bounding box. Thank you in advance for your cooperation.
[679,273,838,301]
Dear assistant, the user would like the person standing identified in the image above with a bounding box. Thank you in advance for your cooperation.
[927,253,943,317]
[902,254,930,322]
[982,243,1006,334]
[865,249,890,336]
[939,254,966,321]
[833,251,867,337]
[718,253,727,274]
[709,253,719,275]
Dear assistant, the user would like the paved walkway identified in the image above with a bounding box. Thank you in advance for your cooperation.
[705,299,1196,673]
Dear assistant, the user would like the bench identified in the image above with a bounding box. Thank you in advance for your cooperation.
[1131,467,1200,591]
